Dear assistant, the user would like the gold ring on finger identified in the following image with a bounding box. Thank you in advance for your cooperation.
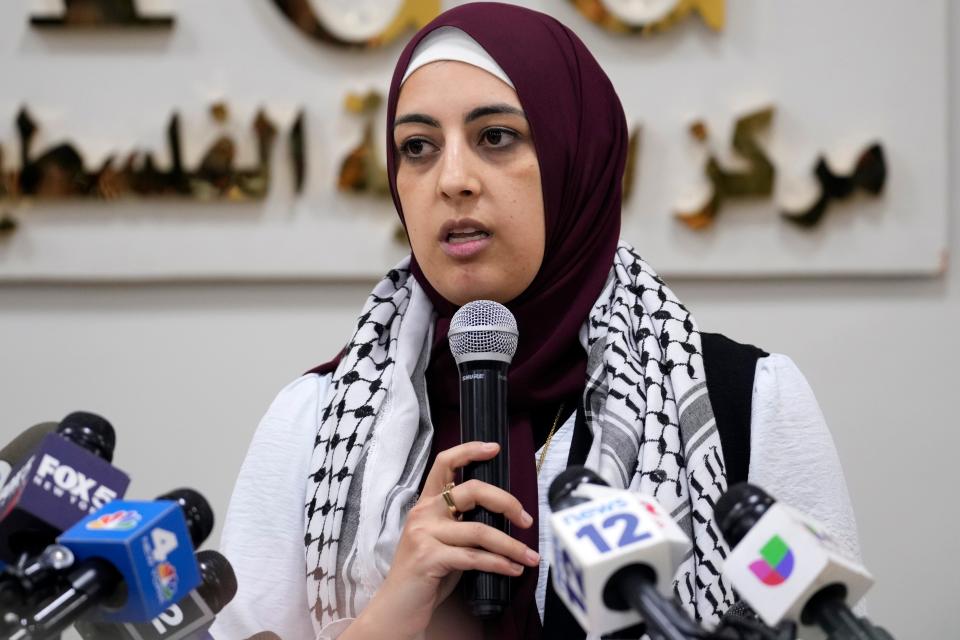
[441,481,460,519]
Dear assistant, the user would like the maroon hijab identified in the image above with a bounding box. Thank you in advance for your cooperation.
[387,2,626,409]
[315,3,627,637]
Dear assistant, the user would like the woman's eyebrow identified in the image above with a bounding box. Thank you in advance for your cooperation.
[464,104,525,123]
[393,104,526,129]
[394,113,441,128]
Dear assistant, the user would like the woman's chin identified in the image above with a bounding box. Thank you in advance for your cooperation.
[434,276,515,307]
[440,287,507,307]
[421,258,533,307]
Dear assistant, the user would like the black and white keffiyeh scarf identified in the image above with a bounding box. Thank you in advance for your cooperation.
[303,242,734,636]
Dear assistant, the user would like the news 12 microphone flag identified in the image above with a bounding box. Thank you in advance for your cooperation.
[548,470,691,637]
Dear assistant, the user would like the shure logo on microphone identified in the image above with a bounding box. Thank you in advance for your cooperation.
[33,454,118,513]
[462,372,487,381]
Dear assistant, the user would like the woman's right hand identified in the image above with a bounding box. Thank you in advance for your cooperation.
[345,441,540,640]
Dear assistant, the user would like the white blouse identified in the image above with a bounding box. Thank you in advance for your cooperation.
[210,353,861,640]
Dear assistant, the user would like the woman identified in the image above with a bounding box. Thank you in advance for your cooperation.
[212,4,861,639]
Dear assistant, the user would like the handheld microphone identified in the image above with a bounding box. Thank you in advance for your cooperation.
[75,549,237,640]
[715,483,892,640]
[0,424,58,489]
[448,299,518,618]
[547,466,703,640]
[0,413,130,563]
[2,494,208,638]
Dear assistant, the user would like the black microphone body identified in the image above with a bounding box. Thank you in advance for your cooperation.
[715,602,798,640]
[801,586,892,640]
[459,358,511,503]
[603,561,791,640]
[448,300,519,619]
[607,565,704,640]
[458,359,511,617]
[0,544,75,615]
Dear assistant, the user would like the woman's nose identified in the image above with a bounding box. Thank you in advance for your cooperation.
[437,138,481,200]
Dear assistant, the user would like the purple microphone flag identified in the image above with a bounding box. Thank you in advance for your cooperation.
[0,433,130,561]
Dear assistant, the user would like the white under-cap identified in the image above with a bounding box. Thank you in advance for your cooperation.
[401,26,514,89]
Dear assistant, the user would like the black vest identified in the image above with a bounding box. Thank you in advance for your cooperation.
[541,332,768,639]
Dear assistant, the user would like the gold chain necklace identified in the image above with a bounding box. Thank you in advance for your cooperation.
[536,404,566,477]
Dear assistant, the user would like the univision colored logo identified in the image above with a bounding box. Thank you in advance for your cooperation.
[749,535,795,586]
[86,510,142,531]
[153,562,179,601]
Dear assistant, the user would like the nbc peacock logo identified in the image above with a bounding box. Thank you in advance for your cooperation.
[153,561,179,601]
[86,509,142,531]
[748,535,795,586]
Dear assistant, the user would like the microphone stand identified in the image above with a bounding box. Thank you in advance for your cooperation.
[609,566,704,640]
[809,599,873,640]
[803,587,895,640]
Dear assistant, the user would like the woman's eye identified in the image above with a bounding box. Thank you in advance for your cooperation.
[399,138,435,160]
[480,128,517,148]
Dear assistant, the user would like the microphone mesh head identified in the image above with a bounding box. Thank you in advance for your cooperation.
[448,300,518,365]
[714,482,775,548]
[195,549,238,613]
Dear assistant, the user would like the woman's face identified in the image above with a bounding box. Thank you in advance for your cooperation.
[394,61,545,307]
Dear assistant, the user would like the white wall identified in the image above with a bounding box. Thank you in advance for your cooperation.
[1,3,957,638]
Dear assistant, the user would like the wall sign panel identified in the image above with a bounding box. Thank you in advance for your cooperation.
[0,0,947,280]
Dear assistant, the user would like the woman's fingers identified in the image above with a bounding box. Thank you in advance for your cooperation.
[406,442,540,587]
[442,479,532,529]
[435,520,539,567]
[421,441,500,495]
[441,545,528,577]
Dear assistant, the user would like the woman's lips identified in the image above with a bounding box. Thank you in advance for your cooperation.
[439,220,493,259]
[441,230,492,258]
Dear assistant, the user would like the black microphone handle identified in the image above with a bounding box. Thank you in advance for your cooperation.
[809,600,872,640]
[608,565,702,640]
[713,602,799,640]
[802,587,881,640]
[0,545,76,613]
[809,599,894,640]
[458,360,510,618]
[862,623,896,640]
[6,558,121,640]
